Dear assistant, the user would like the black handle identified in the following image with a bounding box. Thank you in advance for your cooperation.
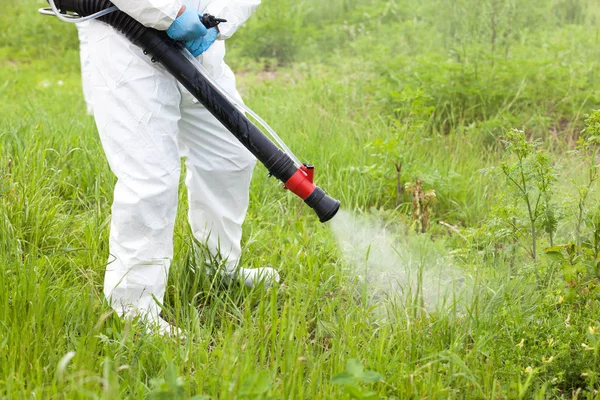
[201,13,226,29]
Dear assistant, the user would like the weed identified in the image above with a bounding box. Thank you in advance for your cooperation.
[332,359,383,399]
[405,178,436,233]
[500,129,558,262]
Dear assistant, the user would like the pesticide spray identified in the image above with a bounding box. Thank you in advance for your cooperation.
[331,210,471,313]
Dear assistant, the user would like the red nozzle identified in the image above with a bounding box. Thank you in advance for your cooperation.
[284,164,316,200]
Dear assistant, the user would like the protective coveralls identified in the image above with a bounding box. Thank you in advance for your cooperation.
[76,22,94,114]
[87,0,276,327]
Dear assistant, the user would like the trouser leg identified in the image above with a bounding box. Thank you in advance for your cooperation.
[177,67,256,273]
[76,21,94,115]
[88,22,182,320]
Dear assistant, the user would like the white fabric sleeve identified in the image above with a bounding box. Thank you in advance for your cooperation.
[110,0,183,30]
[204,0,261,39]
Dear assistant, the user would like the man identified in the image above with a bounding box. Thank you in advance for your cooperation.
[86,0,279,334]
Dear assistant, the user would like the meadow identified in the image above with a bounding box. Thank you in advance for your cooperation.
[1,0,600,398]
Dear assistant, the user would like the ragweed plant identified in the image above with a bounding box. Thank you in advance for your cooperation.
[500,129,558,262]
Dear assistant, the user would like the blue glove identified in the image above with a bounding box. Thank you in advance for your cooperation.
[185,28,218,56]
[166,8,208,41]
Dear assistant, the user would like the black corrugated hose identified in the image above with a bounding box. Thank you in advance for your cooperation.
[49,0,340,222]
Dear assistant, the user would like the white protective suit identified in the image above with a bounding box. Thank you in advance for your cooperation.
[76,21,94,115]
[87,0,270,323]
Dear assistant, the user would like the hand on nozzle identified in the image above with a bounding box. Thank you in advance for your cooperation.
[201,14,227,29]
[166,6,208,41]
[185,27,218,56]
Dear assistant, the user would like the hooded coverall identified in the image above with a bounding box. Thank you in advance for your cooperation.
[87,0,262,322]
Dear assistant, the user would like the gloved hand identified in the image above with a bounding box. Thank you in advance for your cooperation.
[166,7,208,41]
[185,28,219,57]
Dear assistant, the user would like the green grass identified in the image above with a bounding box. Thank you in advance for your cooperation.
[1,0,600,398]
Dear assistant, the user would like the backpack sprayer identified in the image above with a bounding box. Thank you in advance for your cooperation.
[39,0,340,222]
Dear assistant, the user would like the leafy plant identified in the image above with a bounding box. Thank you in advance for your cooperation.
[500,129,558,261]
[332,359,383,399]
[544,243,600,302]
[389,88,435,131]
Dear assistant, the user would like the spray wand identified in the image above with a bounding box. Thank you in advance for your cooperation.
[39,0,340,222]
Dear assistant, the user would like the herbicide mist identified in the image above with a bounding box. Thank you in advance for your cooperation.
[331,210,470,313]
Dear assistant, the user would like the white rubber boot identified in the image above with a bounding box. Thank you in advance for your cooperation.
[204,263,281,288]
[145,316,185,338]
[235,267,280,288]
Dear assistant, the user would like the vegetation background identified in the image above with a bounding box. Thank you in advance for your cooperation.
[1,0,600,398]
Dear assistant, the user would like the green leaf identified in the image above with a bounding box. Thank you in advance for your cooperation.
[544,247,565,262]
[360,370,383,383]
[563,266,577,281]
[332,372,356,385]
[346,359,364,377]
[574,262,587,274]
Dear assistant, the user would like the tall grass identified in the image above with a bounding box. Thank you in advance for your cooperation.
[1,0,599,398]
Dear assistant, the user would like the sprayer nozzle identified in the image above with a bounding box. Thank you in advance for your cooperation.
[201,14,227,28]
[304,187,341,223]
